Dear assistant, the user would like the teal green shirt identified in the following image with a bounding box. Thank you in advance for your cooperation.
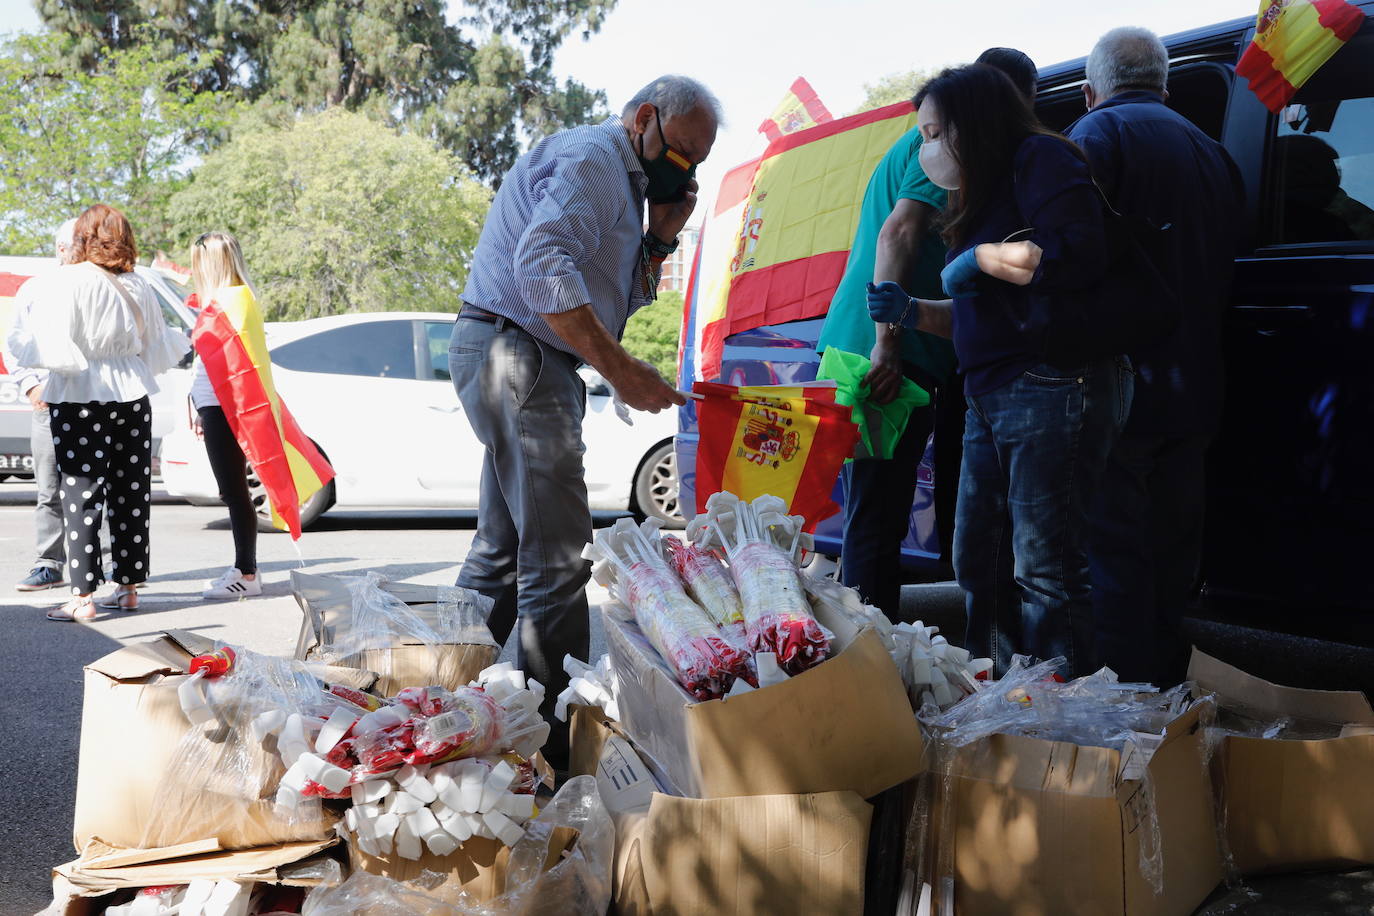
[815,127,956,384]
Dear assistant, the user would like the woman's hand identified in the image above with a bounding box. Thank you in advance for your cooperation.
[192,414,204,441]
[975,241,1043,286]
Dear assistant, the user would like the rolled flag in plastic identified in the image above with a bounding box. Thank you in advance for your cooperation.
[191,285,334,538]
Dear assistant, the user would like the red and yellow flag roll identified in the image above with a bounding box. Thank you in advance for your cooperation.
[1237,0,1365,112]
[693,381,858,529]
[191,286,334,539]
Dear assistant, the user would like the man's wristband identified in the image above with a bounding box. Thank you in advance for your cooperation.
[643,232,678,261]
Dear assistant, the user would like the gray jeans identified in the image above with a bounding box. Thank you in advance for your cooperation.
[449,314,591,760]
[31,406,64,569]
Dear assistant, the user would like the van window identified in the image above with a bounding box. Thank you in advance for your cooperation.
[272,320,417,378]
[1267,33,1374,245]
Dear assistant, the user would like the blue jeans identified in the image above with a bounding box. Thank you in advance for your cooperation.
[1090,433,1210,686]
[449,315,591,766]
[954,357,1133,677]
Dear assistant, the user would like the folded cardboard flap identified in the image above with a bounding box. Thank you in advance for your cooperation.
[1188,648,1374,726]
[85,636,193,682]
[605,594,925,800]
[569,704,614,779]
[54,838,338,894]
[943,704,1220,916]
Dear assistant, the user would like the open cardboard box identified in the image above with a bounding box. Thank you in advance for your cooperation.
[1189,648,1374,873]
[931,701,1221,916]
[50,839,339,914]
[291,571,500,695]
[74,633,347,854]
[597,730,872,915]
[603,592,924,799]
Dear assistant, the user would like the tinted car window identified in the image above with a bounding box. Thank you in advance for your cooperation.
[272,320,417,378]
[1269,33,1374,245]
[424,320,454,381]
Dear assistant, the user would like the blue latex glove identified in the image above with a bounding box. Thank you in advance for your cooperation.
[866,281,919,328]
[940,248,981,298]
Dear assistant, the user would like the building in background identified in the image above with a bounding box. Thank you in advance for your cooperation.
[657,226,700,294]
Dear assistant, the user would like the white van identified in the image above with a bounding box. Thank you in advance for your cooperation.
[0,255,197,477]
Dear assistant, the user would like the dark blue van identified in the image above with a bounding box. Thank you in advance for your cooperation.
[676,6,1374,621]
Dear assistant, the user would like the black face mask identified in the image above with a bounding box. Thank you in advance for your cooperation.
[636,106,696,204]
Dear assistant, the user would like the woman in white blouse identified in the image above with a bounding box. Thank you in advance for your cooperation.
[5,204,188,620]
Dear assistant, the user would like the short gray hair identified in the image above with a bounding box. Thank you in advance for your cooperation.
[54,218,77,252]
[1086,26,1168,97]
[622,75,723,124]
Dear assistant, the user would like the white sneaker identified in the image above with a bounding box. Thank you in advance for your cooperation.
[202,568,263,599]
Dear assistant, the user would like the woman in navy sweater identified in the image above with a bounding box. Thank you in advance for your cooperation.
[868,63,1132,677]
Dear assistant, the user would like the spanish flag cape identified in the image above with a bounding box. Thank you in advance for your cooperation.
[1237,0,1365,112]
[191,286,334,538]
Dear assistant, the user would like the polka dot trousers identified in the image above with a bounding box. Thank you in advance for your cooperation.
[48,397,152,595]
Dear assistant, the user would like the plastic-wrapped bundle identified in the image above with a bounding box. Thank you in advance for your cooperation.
[585,518,755,700]
[662,537,746,644]
[696,492,831,675]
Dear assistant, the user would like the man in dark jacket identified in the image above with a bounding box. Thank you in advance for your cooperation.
[1070,26,1244,685]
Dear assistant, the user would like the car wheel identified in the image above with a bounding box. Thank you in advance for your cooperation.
[248,442,336,533]
[632,441,685,529]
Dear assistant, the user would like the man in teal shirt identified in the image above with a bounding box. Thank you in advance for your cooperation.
[818,48,1037,621]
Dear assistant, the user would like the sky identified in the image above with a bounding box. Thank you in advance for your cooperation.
[2,0,1256,214]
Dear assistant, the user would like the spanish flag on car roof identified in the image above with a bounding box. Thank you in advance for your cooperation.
[191,286,334,539]
[1237,0,1366,113]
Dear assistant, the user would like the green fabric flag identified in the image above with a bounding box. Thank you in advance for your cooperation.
[817,347,931,461]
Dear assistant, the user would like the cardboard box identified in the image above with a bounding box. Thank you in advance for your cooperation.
[569,704,613,778]
[603,596,924,799]
[932,702,1221,916]
[74,636,338,854]
[597,732,872,915]
[50,838,338,915]
[1189,648,1374,873]
[291,571,500,695]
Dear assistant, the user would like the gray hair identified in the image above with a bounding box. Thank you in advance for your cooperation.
[54,217,77,254]
[622,75,723,124]
[1086,26,1169,97]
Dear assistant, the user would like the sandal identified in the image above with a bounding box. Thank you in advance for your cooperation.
[47,595,98,622]
[95,584,140,612]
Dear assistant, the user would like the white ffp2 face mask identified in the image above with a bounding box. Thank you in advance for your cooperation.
[919,137,960,191]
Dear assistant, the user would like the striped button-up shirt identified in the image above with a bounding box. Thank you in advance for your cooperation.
[459,117,651,357]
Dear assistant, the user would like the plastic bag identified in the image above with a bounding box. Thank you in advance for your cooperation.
[662,537,746,643]
[692,492,830,675]
[306,776,613,915]
[584,518,754,700]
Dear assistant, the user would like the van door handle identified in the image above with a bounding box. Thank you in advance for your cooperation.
[428,405,461,413]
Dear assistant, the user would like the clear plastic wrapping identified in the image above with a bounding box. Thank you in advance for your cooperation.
[662,537,746,643]
[692,492,830,676]
[584,518,754,700]
[305,775,613,915]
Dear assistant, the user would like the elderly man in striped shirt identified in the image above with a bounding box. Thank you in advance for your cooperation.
[450,75,720,771]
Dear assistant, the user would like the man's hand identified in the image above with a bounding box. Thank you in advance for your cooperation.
[26,384,46,410]
[866,281,918,327]
[975,241,1042,287]
[606,356,686,413]
[864,331,905,406]
[647,178,699,242]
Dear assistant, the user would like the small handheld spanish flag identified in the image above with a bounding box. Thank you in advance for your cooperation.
[758,77,834,143]
[1237,0,1366,113]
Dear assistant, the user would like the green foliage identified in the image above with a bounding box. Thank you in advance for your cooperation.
[0,31,232,255]
[850,69,935,115]
[622,290,684,380]
[168,108,491,321]
[34,0,615,182]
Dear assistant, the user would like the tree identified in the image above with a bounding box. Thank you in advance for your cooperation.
[850,69,935,115]
[0,32,231,255]
[168,108,490,320]
[35,0,615,182]
[622,290,684,380]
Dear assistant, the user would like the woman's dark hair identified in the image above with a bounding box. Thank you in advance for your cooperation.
[914,64,1082,249]
[975,47,1038,100]
[71,203,138,273]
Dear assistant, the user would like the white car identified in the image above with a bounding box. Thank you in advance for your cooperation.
[159,311,684,529]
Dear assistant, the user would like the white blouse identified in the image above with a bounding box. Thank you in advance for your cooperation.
[5,263,189,405]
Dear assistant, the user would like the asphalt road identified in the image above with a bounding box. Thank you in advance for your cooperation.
[0,479,617,915]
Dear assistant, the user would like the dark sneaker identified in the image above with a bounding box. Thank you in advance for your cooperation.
[16,566,65,592]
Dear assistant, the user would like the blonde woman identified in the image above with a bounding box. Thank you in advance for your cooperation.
[189,232,262,599]
[6,204,188,620]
